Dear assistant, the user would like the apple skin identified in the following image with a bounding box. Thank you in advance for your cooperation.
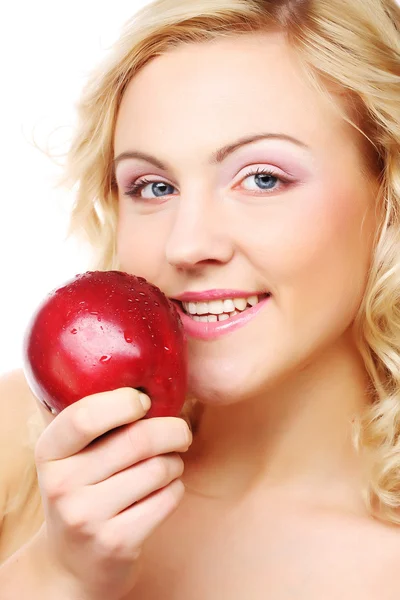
[23,271,188,418]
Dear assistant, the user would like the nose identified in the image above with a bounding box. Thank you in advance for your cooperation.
[165,191,234,270]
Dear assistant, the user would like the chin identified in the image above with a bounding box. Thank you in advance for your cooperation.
[185,336,314,407]
[187,357,272,407]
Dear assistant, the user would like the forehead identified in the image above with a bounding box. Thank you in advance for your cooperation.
[114,32,350,157]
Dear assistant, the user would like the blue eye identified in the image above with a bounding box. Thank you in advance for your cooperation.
[240,168,282,193]
[124,178,176,199]
[124,167,288,202]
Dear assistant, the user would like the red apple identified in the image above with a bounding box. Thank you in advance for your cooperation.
[23,271,187,418]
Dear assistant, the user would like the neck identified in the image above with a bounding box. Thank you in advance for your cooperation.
[184,332,373,514]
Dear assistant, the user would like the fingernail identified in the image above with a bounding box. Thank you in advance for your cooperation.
[138,392,151,411]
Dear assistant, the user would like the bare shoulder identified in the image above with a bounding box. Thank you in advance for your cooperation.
[0,370,41,500]
[0,370,44,562]
[0,369,39,442]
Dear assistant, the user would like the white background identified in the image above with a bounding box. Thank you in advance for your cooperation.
[0,1,150,376]
[1,1,399,376]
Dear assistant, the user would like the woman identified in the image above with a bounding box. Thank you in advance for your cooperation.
[1,0,400,597]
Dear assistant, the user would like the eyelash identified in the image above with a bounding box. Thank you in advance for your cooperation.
[123,166,290,200]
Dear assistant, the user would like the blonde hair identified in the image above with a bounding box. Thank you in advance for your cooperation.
[26,0,400,525]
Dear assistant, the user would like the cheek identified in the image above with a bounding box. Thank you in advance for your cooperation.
[251,182,375,330]
[116,202,166,281]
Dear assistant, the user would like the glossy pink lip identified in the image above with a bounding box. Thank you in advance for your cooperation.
[173,295,271,340]
[174,289,266,302]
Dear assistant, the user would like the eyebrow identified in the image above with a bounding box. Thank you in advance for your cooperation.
[113,133,309,170]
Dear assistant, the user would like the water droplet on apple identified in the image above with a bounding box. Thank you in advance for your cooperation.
[90,311,99,316]
[154,301,160,306]
[100,355,112,364]
[142,316,147,320]
[70,328,78,334]
[124,333,133,343]
[139,292,146,296]
[164,346,171,352]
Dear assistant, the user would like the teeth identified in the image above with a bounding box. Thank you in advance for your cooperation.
[233,298,247,311]
[208,300,224,314]
[182,294,264,317]
[218,313,230,321]
[193,315,219,323]
[223,299,235,312]
[197,302,209,316]
[188,302,197,315]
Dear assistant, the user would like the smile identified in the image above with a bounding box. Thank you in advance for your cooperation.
[182,293,269,321]
[173,293,271,340]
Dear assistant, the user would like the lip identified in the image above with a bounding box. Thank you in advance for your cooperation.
[173,294,271,340]
[174,289,266,302]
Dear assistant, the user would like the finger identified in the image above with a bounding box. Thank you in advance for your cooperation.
[97,478,185,554]
[35,388,151,462]
[63,417,192,486]
[82,453,184,519]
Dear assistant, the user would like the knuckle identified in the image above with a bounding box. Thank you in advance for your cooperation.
[59,497,90,534]
[42,472,69,502]
[126,422,154,460]
[70,405,91,437]
[96,525,131,559]
[149,456,170,481]
[145,454,184,484]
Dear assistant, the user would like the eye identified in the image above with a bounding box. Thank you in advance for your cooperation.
[123,166,291,201]
[238,167,287,194]
[124,178,177,200]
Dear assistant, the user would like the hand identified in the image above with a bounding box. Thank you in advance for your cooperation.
[34,387,192,600]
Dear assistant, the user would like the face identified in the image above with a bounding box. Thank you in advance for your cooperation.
[113,32,379,406]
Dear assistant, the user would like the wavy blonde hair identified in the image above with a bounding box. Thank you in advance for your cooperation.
[17,0,400,526]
